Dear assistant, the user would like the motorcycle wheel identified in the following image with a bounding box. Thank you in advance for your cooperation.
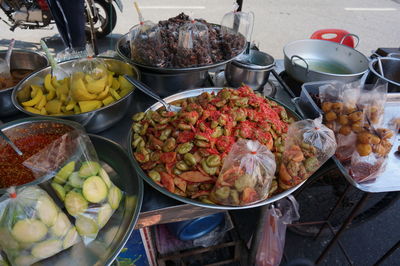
[85,0,117,38]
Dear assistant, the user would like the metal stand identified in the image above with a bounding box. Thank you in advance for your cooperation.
[315,192,370,264]
[373,240,400,266]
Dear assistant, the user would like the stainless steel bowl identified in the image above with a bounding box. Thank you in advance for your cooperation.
[0,117,143,265]
[0,50,48,117]
[116,31,246,96]
[225,50,275,89]
[368,57,400,92]
[128,88,304,210]
[12,57,140,133]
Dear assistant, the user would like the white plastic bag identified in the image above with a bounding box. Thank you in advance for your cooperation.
[255,196,300,266]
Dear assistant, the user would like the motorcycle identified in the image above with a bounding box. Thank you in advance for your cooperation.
[0,0,123,38]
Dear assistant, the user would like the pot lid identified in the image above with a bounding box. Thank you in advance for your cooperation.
[231,49,275,70]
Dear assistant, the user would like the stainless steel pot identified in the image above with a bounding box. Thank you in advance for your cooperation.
[225,50,275,89]
[12,57,140,133]
[0,50,48,117]
[283,39,369,83]
[367,57,400,92]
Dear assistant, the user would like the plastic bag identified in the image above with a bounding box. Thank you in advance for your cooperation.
[129,21,166,67]
[220,2,252,57]
[255,195,300,266]
[279,117,336,190]
[210,139,276,206]
[349,123,397,183]
[23,130,123,245]
[358,81,388,126]
[0,186,80,266]
[173,19,212,67]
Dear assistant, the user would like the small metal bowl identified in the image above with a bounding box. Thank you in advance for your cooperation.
[12,57,140,133]
[0,49,48,117]
[225,50,275,90]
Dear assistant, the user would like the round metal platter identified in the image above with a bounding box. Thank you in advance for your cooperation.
[116,26,247,74]
[128,87,304,210]
[0,118,143,266]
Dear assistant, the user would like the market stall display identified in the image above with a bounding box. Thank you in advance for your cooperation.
[12,57,140,133]
[0,186,80,266]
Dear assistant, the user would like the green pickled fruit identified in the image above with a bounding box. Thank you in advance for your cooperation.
[79,161,101,178]
[108,186,122,210]
[0,228,19,250]
[99,168,112,188]
[82,176,108,203]
[37,195,58,227]
[50,212,71,237]
[76,215,98,237]
[65,191,88,216]
[54,161,76,184]
[98,203,113,228]
[51,182,66,201]
[31,239,62,259]
[14,255,36,266]
[63,227,80,249]
[68,172,84,188]
[11,219,47,243]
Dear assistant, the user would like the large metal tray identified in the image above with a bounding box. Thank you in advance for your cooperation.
[296,81,400,193]
[116,28,247,74]
[128,87,305,210]
[0,118,143,266]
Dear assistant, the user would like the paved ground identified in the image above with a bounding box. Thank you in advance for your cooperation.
[1,0,400,57]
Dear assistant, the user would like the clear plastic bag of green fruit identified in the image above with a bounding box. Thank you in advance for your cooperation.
[0,186,80,265]
[22,130,124,245]
[210,139,276,206]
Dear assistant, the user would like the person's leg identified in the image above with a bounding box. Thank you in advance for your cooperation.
[46,0,86,50]
[57,0,86,50]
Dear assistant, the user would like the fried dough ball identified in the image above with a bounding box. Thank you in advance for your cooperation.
[377,128,394,140]
[338,115,349,125]
[325,111,337,122]
[339,126,352,136]
[322,102,333,113]
[357,132,373,144]
[349,111,363,122]
[370,135,381,145]
[356,143,372,156]
[352,122,364,133]
[332,102,343,113]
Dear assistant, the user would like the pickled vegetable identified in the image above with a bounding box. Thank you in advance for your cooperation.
[11,219,48,243]
[51,182,66,201]
[68,172,84,188]
[31,239,63,259]
[75,215,98,237]
[108,186,122,210]
[98,203,113,228]
[63,227,80,249]
[36,195,58,227]
[50,212,71,237]
[99,168,112,188]
[82,176,108,203]
[79,161,101,178]
[54,161,75,184]
[65,191,88,216]
[0,228,19,250]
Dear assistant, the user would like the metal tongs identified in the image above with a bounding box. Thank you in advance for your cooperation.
[123,75,181,112]
[0,120,22,156]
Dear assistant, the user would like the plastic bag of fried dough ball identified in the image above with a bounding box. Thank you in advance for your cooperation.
[279,117,336,190]
[210,139,276,206]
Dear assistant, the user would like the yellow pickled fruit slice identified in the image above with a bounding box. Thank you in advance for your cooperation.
[46,89,56,100]
[86,74,108,94]
[107,72,114,86]
[35,95,47,110]
[22,87,43,107]
[79,100,102,113]
[30,85,42,98]
[102,95,115,106]
[51,75,61,88]
[65,99,76,111]
[96,86,110,100]
[70,78,97,101]
[45,99,62,114]
[118,75,133,91]
[44,74,56,92]
[119,89,132,98]
[111,78,120,90]
[110,88,121,100]
[25,106,41,114]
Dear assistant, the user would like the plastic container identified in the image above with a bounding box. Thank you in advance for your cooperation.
[167,212,225,241]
